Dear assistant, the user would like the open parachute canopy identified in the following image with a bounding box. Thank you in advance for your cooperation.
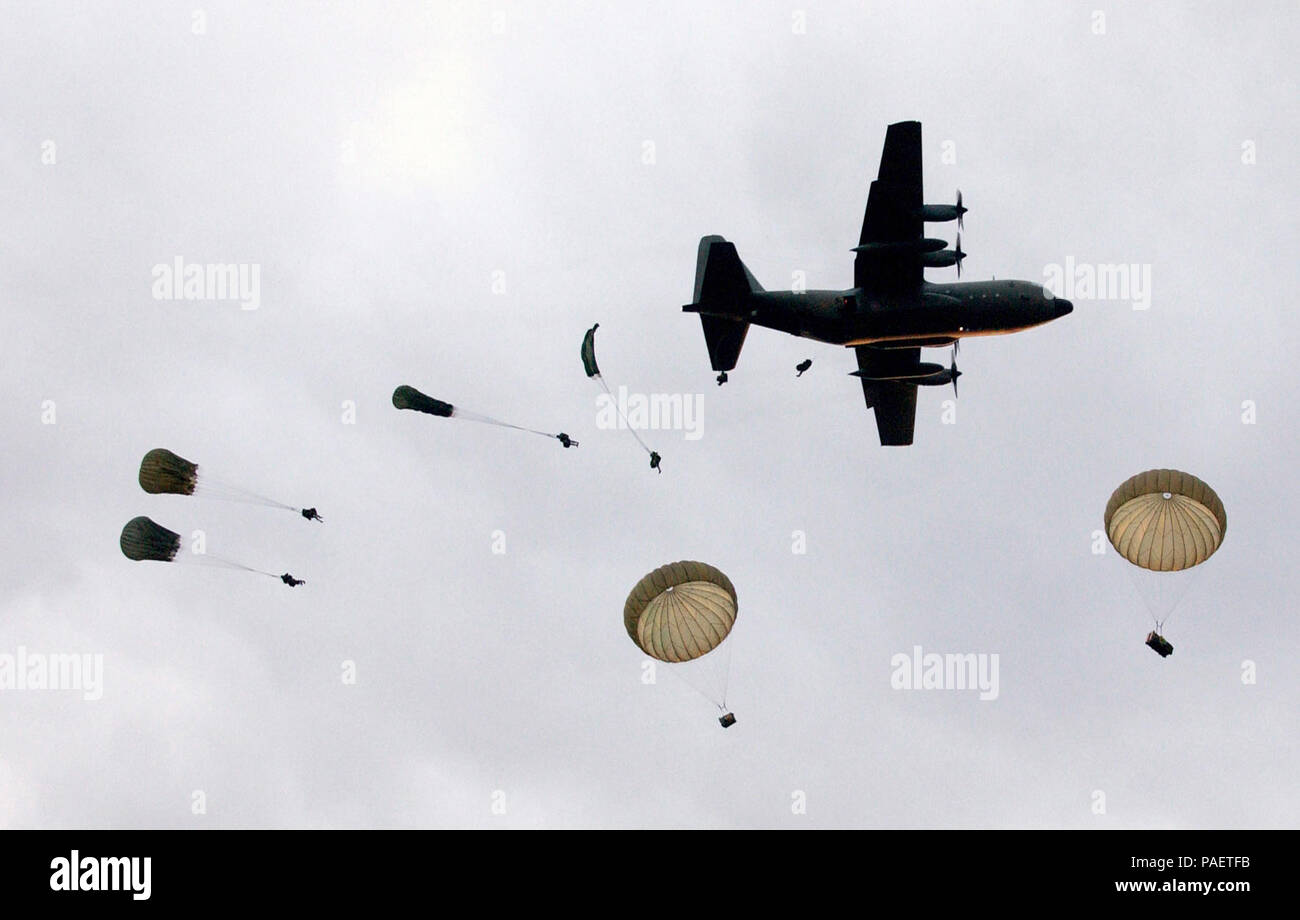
[120,515,182,562]
[138,448,199,496]
[624,561,737,663]
[1104,469,1226,572]
[136,448,308,516]
[119,516,286,580]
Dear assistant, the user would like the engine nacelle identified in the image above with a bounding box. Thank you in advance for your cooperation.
[920,191,966,227]
[851,361,947,383]
[923,250,962,268]
[920,204,961,222]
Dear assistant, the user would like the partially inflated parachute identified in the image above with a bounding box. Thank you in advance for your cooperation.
[392,387,454,417]
[581,324,655,462]
[393,385,574,447]
[580,325,601,379]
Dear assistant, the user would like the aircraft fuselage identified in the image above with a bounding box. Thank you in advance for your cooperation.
[730,280,1072,349]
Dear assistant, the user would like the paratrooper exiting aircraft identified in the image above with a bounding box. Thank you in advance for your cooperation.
[683,121,1073,445]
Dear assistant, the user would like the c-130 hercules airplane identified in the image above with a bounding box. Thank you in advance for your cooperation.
[683,120,1073,445]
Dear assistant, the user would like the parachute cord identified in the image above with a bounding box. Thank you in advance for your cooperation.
[177,553,278,578]
[195,473,300,513]
[206,555,278,578]
[719,641,734,710]
[663,666,724,710]
[594,376,654,455]
[1122,561,1204,634]
[452,410,559,440]
[659,642,733,713]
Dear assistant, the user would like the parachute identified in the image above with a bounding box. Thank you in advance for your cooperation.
[625,561,738,723]
[138,449,199,496]
[1103,469,1226,651]
[137,448,317,519]
[392,387,454,417]
[120,515,182,562]
[1104,469,1226,572]
[580,326,601,379]
[393,385,573,447]
[119,516,284,580]
[625,561,737,662]
[582,324,656,460]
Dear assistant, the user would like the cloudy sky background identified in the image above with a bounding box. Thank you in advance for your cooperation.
[2,0,1297,827]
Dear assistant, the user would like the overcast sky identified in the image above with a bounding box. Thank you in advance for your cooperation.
[2,0,1297,828]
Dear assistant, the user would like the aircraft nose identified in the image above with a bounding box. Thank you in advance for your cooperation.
[1053,298,1073,317]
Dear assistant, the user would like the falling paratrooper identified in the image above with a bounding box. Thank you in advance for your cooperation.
[119,516,302,585]
[138,448,322,522]
[392,385,576,448]
[581,324,659,471]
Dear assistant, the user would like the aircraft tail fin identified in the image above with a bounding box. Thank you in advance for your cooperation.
[687,235,758,372]
[692,235,763,304]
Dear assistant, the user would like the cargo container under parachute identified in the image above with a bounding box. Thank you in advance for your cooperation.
[1104,469,1227,658]
[624,561,739,726]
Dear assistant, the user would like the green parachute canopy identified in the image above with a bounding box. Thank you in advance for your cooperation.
[581,323,601,378]
[579,323,654,458]
[139,448,199,496]
[120,516,182,562]
[392,386,454,417]
[624,561,738,663]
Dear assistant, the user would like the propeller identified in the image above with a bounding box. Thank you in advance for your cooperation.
[950,351,962,398]
[956,190,966,230]
[953,233,965,278]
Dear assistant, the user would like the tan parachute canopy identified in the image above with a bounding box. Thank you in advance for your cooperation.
[1104,469,1227,572]
[139,448,199,495]
[624,561,737,663]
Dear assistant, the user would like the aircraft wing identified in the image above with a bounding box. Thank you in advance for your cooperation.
[855,346,920,446]
[854,121,924,291]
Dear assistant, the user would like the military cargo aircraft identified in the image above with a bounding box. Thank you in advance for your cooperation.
[683,120,1072,445]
